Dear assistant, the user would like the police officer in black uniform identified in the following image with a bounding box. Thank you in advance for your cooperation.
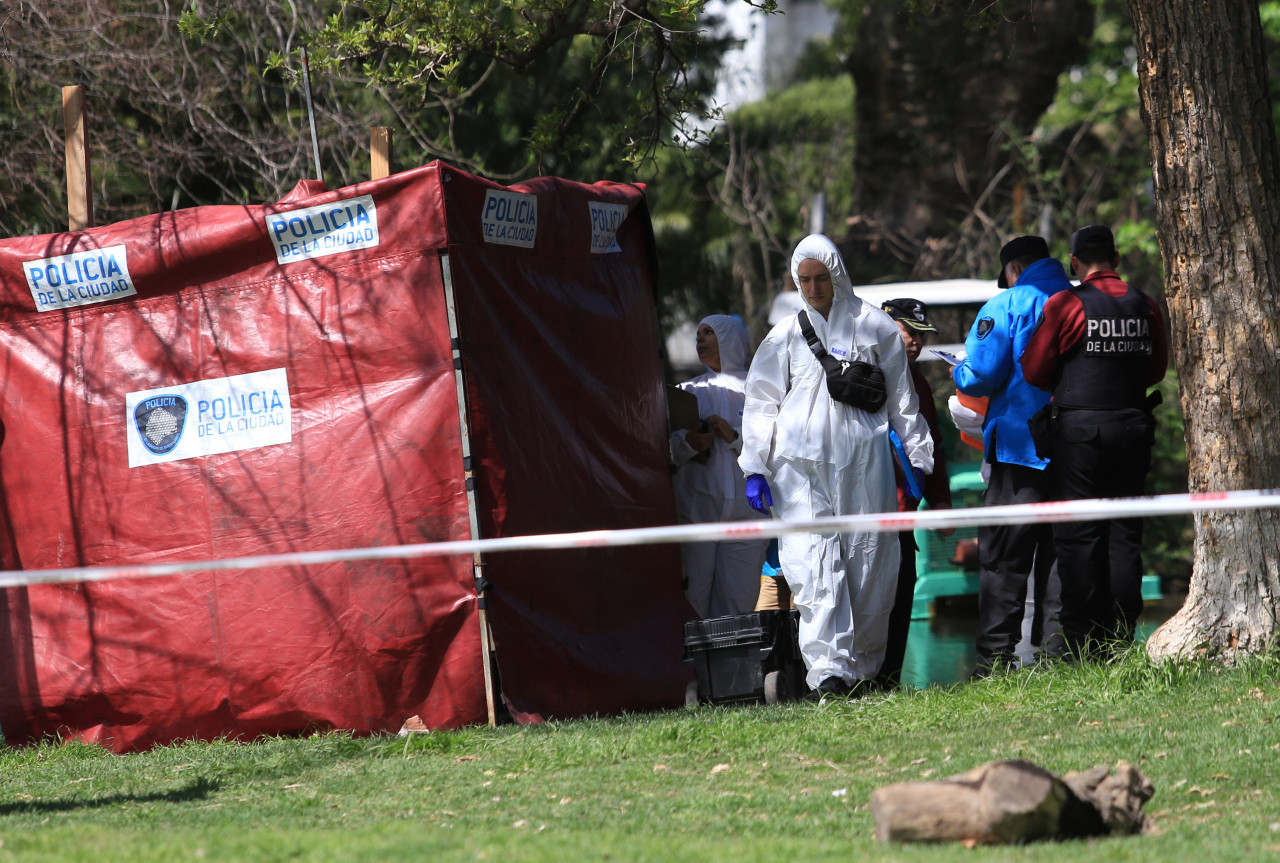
[1020,225,1169,657]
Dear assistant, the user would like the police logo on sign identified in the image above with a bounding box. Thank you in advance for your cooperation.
[134,394,188,455]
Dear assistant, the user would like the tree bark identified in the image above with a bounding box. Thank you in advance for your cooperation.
[1129,1,1280,659]
[845,0,1094,281]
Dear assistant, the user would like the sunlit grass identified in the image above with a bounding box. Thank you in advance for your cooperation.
[0,652,1277,861]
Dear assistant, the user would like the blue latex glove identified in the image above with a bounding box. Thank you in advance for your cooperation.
[889,429,925,501]
[745,474,773,514]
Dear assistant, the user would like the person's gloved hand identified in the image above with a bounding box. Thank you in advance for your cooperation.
[745,474,773,514]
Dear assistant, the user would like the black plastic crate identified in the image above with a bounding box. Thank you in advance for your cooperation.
[682,610,805,705]
[683,610,778,649]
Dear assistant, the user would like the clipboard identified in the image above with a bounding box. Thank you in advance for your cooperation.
[666,385,700,432]
[666,385,709,464]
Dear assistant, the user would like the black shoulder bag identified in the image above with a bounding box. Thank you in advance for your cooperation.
[797,311,887,412]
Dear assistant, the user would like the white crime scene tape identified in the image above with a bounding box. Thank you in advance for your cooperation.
[1,488,1277,590]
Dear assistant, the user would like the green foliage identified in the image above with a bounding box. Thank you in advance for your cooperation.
[1006,0,1153,254]
[294,0,732,179]
[1,1,380,233]
[176,5,233,43]
[1042,0,1141,130]
[651,0,1164,334]
[730,75,853,146]
[646,70,855,336]
[3,0,741,232]
[1258,3,1280,134]
[787,24,847,83]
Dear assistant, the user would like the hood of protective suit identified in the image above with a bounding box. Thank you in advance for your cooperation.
[673,313,761,530]
[700,314,751,376]
[790,234,857,315]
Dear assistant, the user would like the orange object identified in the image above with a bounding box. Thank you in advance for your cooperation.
[956,391,989,451]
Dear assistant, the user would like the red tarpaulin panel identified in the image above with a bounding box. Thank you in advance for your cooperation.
[0,162,691,749]
[0,166,484,750]
[439,167,691,721]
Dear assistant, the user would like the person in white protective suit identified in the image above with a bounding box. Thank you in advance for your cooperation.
[738,235,934,698]
[671,315,771,618]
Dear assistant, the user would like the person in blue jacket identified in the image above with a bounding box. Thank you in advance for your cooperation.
[952,235,1070,678]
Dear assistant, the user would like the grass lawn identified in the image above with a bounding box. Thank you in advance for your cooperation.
[0,650,1277,862]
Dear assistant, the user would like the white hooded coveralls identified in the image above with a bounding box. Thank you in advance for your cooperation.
[671,315,770,617]
[739,235,934,686]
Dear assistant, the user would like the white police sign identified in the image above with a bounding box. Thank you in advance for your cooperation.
[481,189,537,248]
[266,194,380,265]
[588,202,628,254]
[24,244,138,312]
[126,368,292,467]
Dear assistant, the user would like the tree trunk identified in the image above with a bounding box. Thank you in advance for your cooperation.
[845,0,1094,281]
[1129,1,1280,659]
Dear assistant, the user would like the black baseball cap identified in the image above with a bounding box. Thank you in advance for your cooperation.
[882,298,937,332]
[1070,224,1116,255]
[996,235,1051,289]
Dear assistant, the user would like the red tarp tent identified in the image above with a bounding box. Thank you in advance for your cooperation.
[0,162,692,751]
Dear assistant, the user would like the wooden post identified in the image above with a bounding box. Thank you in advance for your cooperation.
[62,85,93,231]
[370,127,392,180]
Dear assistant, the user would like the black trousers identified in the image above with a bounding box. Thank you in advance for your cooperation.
[1050,408,1153,653]
[976,461,1058,663]
[876,531,917,688]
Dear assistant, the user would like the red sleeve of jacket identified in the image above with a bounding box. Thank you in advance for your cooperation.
[1020,290,1086,389]
[1145,293,1170,387]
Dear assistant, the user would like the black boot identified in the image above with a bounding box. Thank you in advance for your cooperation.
[805,676,852,702]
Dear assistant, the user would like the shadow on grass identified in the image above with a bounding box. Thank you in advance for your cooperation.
[0,776,219,816]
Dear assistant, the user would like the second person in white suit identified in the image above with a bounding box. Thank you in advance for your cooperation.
[739,234,934,698]
[671,314,771,618]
